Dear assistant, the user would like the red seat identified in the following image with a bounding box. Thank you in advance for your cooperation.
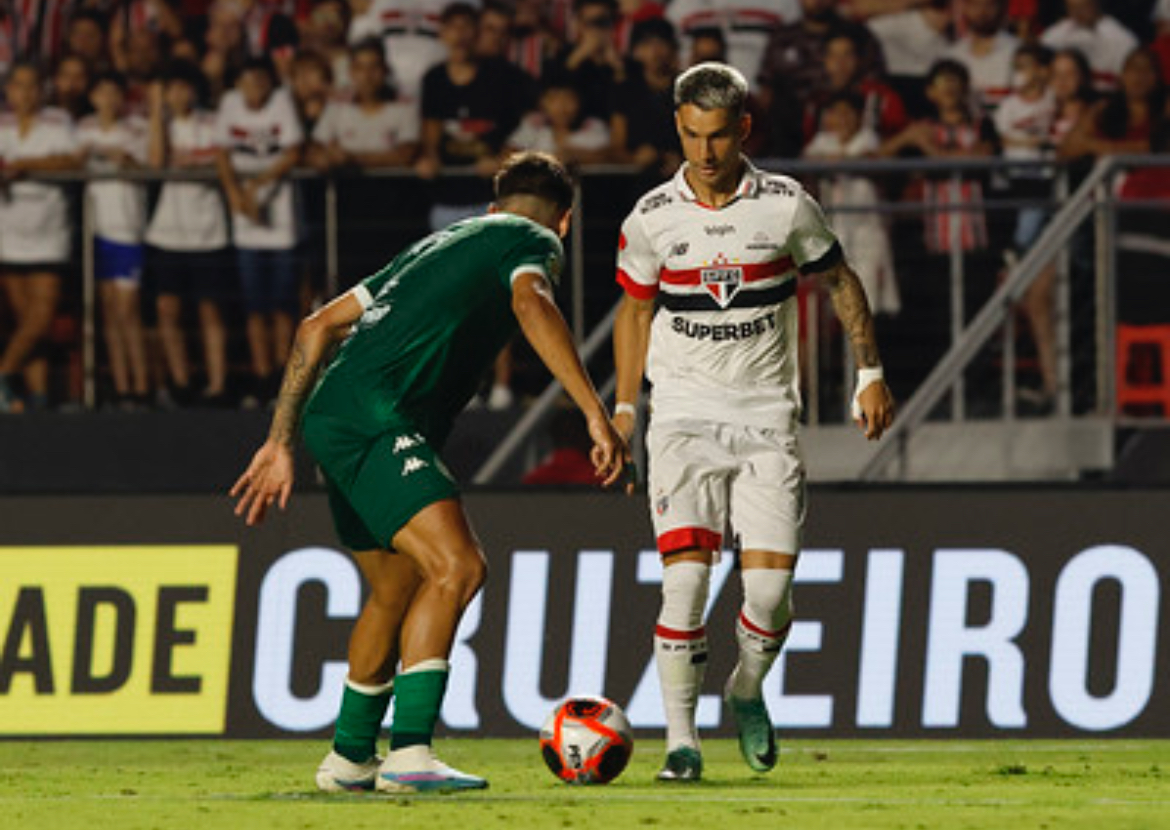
[1116,324,1170,417]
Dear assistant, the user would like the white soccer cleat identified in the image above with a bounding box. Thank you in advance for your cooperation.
[376,745,488,793]
[315,750,381,793]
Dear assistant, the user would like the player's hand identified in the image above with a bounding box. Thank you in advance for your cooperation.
[586,413,630,489]
[853,380,896,440]
[230,440,295,526]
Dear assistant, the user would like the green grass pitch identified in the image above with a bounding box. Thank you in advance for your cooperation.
[0,739,1166,829]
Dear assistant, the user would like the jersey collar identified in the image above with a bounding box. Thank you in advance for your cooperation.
[673,157,761,208]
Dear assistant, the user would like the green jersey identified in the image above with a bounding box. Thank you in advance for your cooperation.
[305,212,563,444]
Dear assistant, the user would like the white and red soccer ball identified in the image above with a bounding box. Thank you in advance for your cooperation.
[539,696,634,785]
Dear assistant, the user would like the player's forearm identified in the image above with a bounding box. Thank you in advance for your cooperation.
[516,290,606,421]
[821,263,882,369]
[267,319,332,447]
[613,295,652,405]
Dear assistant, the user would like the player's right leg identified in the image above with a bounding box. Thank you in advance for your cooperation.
[375,499,488,793]
[647,420,730,783]
[654,549,712,782]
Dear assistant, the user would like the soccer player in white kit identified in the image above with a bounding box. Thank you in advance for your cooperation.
[612,62,895,781]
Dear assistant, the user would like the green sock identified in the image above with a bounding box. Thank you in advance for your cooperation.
[333,679,393,763]
[390,661,449,750]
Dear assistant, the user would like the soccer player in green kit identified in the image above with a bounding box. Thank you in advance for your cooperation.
[231,152,628,794]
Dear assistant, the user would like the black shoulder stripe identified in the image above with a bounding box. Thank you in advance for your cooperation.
[798,241,843,276]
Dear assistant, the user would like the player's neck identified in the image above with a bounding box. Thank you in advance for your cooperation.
[685,159,745,209]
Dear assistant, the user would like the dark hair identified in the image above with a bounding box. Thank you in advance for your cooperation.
[689,26,726,49]
[1053,47,1095,104]
[349,37,397,100]
[68,8,107,30]
[1098,47,1164,142]
[89,69,128,93]
[163,58,210,106]
[238,54,278,84]
[440,2,479,25]
[1014,43,1054,66]
[823,89,864,114]
[494,151,575,213]
[292,48,333,84]
[825,27,864,55]
[925,58,970,89]
[573,0,618,14]
[7,60,45,84]
[630,18,677,50]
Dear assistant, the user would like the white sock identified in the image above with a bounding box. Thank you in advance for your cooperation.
[655,560,710,751]
[728,568,793,701]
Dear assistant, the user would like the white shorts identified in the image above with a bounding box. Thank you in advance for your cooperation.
[646,419,806,556]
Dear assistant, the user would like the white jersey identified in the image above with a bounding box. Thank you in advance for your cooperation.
[506,113,610,155]
[993,90,1056,168]
[146,110,228,252]
[945,31,1019,113]
[0,108,77,263]
[312,98,420,154]
[866,11,951,78]
[666,0,800,92]
[617,161,839,431]
[214,87,303,250]
[349,0,480,102]
[77,114,149,245]
[1040,15,1138,91]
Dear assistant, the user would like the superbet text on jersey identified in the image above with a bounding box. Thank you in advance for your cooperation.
[616,161,842,430]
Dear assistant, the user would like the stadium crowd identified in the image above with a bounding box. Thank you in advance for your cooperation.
[1,0,1169,415]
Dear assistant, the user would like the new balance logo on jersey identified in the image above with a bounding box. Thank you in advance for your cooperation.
[402,457,428,476]
[393,434,421,454]
[704,224,735,236]
[701,265,743,307]
[671,242,689,257]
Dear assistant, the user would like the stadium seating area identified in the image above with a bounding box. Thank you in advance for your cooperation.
[1,0,1169,432]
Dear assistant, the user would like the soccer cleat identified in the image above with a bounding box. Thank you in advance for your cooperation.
[656,746,703,782]
[315,750,381,792]
[724,689,778,773]
[376,745,488,794]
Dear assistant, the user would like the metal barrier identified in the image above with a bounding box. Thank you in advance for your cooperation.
[13,156,1170,482]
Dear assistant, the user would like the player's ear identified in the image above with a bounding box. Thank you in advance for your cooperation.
[739,111,752,143]
[557,208,573,239]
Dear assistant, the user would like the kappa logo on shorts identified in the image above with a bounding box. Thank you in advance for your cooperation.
[393,434,421,454]
[402,457,429,476]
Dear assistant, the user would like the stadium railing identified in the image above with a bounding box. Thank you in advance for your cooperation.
[14,156,1170,481]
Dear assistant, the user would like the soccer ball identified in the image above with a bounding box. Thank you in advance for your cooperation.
[539,696,634,785]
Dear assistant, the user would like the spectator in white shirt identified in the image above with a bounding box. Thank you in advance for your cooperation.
[0,62,81,413]
[1040,0,1139,92]
[215,56,303,407]
[945,0,1019,115]
[506,78,611,163]
[78,71,152,408]
[308,38,420,170]
[146,61,232,409]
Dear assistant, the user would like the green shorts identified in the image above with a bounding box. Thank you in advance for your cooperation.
[302,413,459,551]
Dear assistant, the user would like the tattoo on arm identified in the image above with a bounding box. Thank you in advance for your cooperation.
[268,341,316,446]
[820,262,881,369]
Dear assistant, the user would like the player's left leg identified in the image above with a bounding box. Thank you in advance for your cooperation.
[725,550,794,773]
[375,499,488,793]
[318,548,423,792]
[724,426,804,773]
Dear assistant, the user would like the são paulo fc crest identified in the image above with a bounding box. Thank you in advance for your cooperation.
[700,263,744,308]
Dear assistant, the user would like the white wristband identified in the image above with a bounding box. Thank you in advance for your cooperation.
[614,402,637,418]
[851,367,884,420]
